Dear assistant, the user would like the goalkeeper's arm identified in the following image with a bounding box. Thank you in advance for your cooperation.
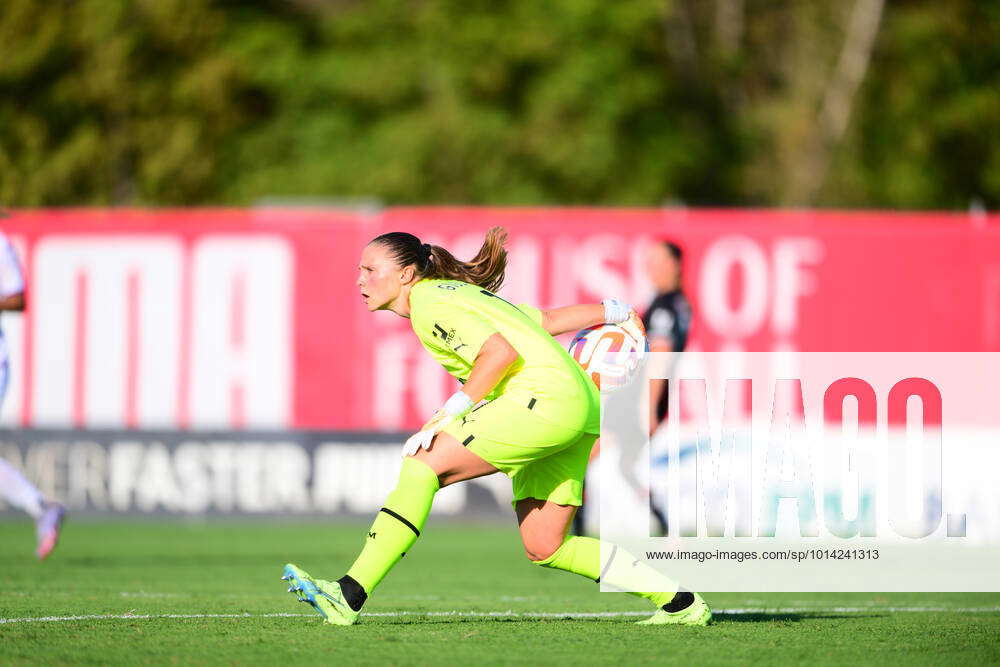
[540,298,634,336]
[462,332,520,404]
[403,333,520,455]
[540,304,604,336]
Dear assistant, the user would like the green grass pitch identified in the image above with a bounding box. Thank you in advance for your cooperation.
[1,519,999,665]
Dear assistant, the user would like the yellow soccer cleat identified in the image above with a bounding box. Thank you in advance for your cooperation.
[637,592,713,626]
[282,563,360,626]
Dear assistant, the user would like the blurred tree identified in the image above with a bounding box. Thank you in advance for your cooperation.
[829,0,1000,209]
[0,0,997,209]
[219,0,744,206]
[0,0,256,205]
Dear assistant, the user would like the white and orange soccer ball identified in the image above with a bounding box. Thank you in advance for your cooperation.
[568,318,648,393]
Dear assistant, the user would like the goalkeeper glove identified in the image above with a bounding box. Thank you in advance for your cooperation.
[602,297,631,325]
[402,390,474,456]
[602,297,647,343]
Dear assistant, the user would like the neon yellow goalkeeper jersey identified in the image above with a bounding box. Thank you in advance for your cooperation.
[409,279,600,434]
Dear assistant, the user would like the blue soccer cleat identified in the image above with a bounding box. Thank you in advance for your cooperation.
[281,563,360,626]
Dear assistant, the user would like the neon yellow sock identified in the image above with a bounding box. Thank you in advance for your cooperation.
[345,458,439,594]
[534,536,679,608]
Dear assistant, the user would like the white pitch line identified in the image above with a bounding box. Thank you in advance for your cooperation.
[0,613,311,625]
[2,607,1000,625]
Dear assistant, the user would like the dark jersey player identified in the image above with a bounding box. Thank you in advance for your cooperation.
[574,239,692,539]
[643,240,691,431]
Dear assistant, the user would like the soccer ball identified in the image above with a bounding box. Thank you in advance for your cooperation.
[568,323,647,393]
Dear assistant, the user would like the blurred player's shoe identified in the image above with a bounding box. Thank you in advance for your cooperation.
[35,502,66,560]
[637,592,712,626]
[282,563,359,626]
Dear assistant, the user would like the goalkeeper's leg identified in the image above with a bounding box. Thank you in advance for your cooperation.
[518,498,711,626]
[284,433,498,624]
[345,435,496,596]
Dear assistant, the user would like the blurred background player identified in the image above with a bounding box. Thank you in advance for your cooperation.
[282,228,711,627]
[644,240,691,434]
[0,229,66,559]
[573,239,692,537]
[643,239,691,535]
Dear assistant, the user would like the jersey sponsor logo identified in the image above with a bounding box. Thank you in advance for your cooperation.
[431,323,466,351]
[445,329,465,350]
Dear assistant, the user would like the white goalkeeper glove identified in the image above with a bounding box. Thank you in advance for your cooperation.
[602,297,631,325]
[602,297,647,344]
[402,390,474,456]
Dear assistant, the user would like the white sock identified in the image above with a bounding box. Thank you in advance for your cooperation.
[0,458,46,519]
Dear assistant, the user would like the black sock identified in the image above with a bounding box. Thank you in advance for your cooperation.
[337,575,368,612]
[661,590,695,612]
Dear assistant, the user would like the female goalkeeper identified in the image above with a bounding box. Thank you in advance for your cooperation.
[282,228,711,626]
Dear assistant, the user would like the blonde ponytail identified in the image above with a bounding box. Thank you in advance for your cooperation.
[370,227,509,292]
[424,227,507,292]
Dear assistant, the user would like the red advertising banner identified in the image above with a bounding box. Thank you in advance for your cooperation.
[2,208,998,431]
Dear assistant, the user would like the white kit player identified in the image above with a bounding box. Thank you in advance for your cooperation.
[0,229,66,559]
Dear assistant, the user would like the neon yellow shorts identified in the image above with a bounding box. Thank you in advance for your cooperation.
[441,390,599,507]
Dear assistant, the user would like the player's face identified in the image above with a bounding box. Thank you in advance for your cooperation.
[646,244,680,293]
[357,243,407,311]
